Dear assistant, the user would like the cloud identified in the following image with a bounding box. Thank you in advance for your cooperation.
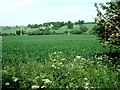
[42,0,110,3]
[12,0,38,8]
[1,0,40,11]
[1,0,110,26]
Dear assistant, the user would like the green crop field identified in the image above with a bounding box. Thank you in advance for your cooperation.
[2,35,119,89]
[2,35,108,60]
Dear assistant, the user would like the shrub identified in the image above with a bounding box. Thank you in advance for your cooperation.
[16,30,21,35]
[95,1,120,52]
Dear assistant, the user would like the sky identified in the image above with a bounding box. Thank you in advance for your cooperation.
[0,0,111,26]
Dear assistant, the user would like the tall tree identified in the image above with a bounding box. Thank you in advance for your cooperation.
[67,21,74,29]
[16,30,21,35]
[27,24,32,28]
[95,1,120,51]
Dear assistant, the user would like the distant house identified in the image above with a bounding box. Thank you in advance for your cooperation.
[48,24,54,29]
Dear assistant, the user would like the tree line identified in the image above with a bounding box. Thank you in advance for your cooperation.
[27,20,86,29]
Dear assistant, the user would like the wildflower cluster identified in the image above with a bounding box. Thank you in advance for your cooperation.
[2,52,120,89]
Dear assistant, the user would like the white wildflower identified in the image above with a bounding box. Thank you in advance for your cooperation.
[85,83,89,86]
[81,58,86,61]
[42,79,51,84]
[58,51,63,54]
[84,86,89,89]
[31,85,40,89]
[81,66,84,68]
[35,76,39,79]
[5,82,10,86]
[74,59,76,61]
[57,67,60,69]
[97,61,100,64]
[12,77,19,82]
[52,65,56,68]
[66,86,69,88]
[53,52,57,54]
[61,58,66,61]
[59,62,62,65]
[76,56,81,59]
[84,78,88,81]
[59,51,63,54]
[116,33,119,37]
[41,85,46,88]
[52,59,56,62]
[98,57,103,60]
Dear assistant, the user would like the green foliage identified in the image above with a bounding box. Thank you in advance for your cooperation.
[21,30,26,35]
[27,24,40,28]
[79,25,88,34]
[43,23,49,27]
[89,25,100,35]
[69,25,88,34]
[67,21,74,29]
[27,24,32,28]
[33,24,39,28]
[1,23,96,35]
[95,1,120,52]
[75,20,84,25]
[2,35,120,89]
[2,43,120,89]
[52,22,61,30]
[16,30,21,35]
[28,29,51,35]
[70,29,82,34]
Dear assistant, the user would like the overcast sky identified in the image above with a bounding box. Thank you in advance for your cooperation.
[0,0,111,26]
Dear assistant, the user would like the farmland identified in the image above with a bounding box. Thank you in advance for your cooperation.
[2,35,120,89]
[50,24,96,33]
[1,24,96,34]
[2,35,108,60]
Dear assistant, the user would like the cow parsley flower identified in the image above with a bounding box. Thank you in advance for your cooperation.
[85,83,89,86]
[76,56,81,59]
[84,78,88,81]
[5,82,10,86]
[42,79,51,84]
[61,58,66,61]
[31,85,40,89]
[53,52,57,54]
[52,65,56,68]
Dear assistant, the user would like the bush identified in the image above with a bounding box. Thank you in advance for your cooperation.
[67,22,74,29]
[95,1,120,69]
[70,29,82,34]
[16,30,21,35]
[95,1,120,52]
[79,25,88,34]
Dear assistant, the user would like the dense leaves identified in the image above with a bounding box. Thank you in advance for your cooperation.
[95,1,120,51]
[95,1,120,69]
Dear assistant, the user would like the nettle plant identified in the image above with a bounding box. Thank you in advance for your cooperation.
[95,1,120,52]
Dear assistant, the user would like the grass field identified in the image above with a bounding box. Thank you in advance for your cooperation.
[2,35,108,59]
[2,35,120,89]
[50,24,96,33]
